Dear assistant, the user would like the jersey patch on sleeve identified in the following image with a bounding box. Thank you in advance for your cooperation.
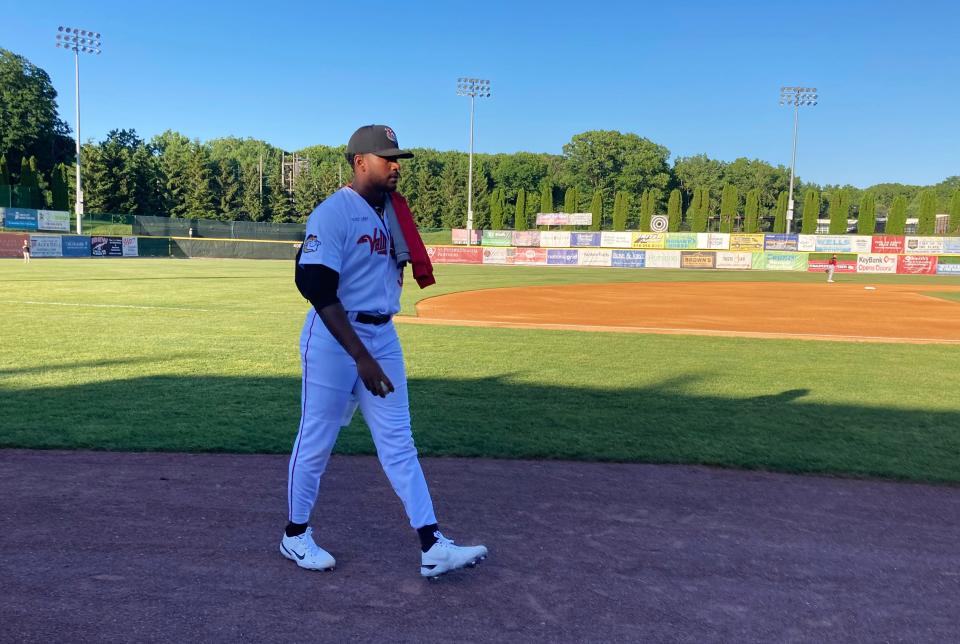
[303,234,320,253]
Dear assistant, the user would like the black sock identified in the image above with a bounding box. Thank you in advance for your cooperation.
[285,521,308,538]
[417,523,440,552]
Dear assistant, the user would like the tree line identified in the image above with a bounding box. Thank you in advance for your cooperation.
[3,47,960,234]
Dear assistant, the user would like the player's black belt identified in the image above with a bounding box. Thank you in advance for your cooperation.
[355,312,392,325]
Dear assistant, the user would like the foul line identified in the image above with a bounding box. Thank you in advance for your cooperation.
[396,315,960,345]
[0,300,213,312]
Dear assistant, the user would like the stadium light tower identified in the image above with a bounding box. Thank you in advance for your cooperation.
[56,26,102,234]
[779,86,817,233]
[456,78,491,244]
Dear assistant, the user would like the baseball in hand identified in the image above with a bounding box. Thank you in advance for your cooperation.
[379,380,390,394]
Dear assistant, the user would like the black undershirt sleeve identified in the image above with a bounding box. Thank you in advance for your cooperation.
[295,249,341,311]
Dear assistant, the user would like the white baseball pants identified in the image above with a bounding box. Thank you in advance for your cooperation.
[286,310,437,529]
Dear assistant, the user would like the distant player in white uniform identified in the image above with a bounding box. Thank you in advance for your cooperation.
[281,124,487,578]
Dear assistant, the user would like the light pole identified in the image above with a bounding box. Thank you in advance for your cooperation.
[456,77,491,244]
[779,86,817,234]
[56,26,102,234]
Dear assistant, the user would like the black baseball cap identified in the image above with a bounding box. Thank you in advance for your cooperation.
[346,125,414,160]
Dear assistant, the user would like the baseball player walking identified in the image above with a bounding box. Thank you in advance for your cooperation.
[827,254,838,282]
[281,125,487,578]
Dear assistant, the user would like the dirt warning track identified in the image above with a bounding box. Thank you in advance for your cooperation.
[406,282,960,344]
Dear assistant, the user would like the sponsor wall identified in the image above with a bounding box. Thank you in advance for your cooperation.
[611,249,645,268]
[539,231,571,247]
[857,254,898,274]
[808,258,856,273]
[427,246,483,264]
[547,249,579,265]
[30,235,63,257]
[897,255,937,275]
[578,248,613,266]
[0,232,29,257]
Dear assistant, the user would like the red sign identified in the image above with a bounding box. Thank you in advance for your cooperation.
[808,259,856,273]
[897,254,938,275]
[451,229,481,245]
[871,235,904,253]
[426,245,483,264]
[0,233,29,258]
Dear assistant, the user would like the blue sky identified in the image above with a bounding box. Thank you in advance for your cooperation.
[5,0,958,187]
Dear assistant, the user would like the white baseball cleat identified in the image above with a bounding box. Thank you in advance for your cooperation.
[420,532,488,578]
[280,527,336,571]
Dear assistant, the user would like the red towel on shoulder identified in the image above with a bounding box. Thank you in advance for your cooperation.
[390,192,436,289]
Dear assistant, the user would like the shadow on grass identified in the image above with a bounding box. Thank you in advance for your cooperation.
[1,374,957,484]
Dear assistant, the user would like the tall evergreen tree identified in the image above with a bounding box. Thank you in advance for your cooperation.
[412,162,441,228]
[801,188,820,234]
[612,191,627,231]
[589,189,602,231]
[639,189,652,231]
[719,183,738,233]
[886,196,908,234]
[950,189,960,235]
[50,163,69,210]
[828,190,849,234]
[0,154,9,185]
[667,188,681,232]
[240,162,265,221]
[690,187,709,232]
[540,182,553,215]
[773,191,788,233]
[489,187,504,230]
[514,188,527,230]
[917,190,937,235]
[858,193,877,235]
[183,143,217,219]
[563,186,576,213]
[744,188,760,233]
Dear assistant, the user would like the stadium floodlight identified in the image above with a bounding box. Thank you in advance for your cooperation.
[56,26,103,234]
[456,78,492,243]
[779,86,818,233]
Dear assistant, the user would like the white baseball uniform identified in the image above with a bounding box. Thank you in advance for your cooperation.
[287,187,437,529]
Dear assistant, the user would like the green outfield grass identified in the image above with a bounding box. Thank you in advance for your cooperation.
[2,259,959,483]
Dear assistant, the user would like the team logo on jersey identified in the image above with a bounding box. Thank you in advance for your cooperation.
[357,228,389,256]
[303,234,320,253]
[384,127,397,143]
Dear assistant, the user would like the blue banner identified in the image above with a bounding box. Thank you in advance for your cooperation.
[1,207,39,230]
[570,232,601,247]
[611,249,646,268]
[764,234,799,251]
[62,235,91,257]
[546,249,579,265]
[943,239,960,254]
[936,262,960,275]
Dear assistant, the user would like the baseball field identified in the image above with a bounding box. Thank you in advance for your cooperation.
[4,258,960,642]
[2,259,959,482]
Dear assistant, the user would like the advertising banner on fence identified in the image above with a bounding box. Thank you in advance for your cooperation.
[61,235,91,257]
[37,210,71,232]
[511,248,548,265]
[535,212,592,226]
[764,234,799,251]
[664,233,697,249]
[539,231,571,247]
[91,236,124,257]
[797,235,816,252]
[600,231,633,248]
[904,237,945,254]
[481,247,509,264]
[0,233,28,257]
[427,246,483,264]
[481,230,513,247]
[857,254,898,273]
[1,207,39,230]
[943,238,960,254]
[850,236,873,252]
[697,233,729,250]
[512,231,540,247]
[570,232,600,247]
[764,251,807,271]
[611,249,645,268]
[897,254,937,274]
[122,236,139,257]
[729,234,765,251]
[808,258,856,273]
[29,235,62,257]
[814,236,852,253]
[547,249,579,265]
[633,232,666,249]
[871,235,905,253]
[715,252,753,270]
[451,229,481,245]
[578,248,612,266]
[645,250,682,268]
[937,261,960,275]
[681,251,716,269]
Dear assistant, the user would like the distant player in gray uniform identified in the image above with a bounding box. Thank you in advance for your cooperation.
[281,124,487,578]
[827,254,838,283]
